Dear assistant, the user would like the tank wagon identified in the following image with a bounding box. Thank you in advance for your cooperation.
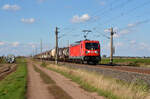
[35,40,101,64]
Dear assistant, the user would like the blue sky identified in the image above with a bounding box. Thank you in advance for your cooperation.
[0,0,150,56]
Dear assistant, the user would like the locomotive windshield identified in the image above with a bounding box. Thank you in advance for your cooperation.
[85,43,99,50]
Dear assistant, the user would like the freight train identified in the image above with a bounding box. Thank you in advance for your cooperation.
[35,40,101,64]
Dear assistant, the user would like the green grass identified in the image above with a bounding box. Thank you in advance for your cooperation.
[0,58,27,99]
[47,66,120,99]
[40,61,48,67]
[115,79,150,93]
[100,58,150,66]
[0,58,6,64]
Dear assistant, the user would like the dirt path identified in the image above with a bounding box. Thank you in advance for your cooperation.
[33,62,104,99]
[27,60,55,99]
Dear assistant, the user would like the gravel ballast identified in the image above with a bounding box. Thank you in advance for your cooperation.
[62,63,150,86]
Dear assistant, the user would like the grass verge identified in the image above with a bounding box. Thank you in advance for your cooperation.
[0,58,27,99]
[100,58,150,67]
[40,61,48,67]
[33,65,72,99]
[46,63,150,99]
[0,58,6,64]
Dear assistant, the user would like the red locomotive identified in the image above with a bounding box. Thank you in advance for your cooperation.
[69,40,101,64]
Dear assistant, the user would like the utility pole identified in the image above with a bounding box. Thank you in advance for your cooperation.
[35,47,37,55]
[40,39,43,60]
[68,40,69,47]
[32,49,34,58]
[40,39,42,53]
[55,27,59,64]
[110,27,114,64]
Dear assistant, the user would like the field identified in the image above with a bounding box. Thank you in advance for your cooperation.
[0,58,27,99]
[100,58,150,67]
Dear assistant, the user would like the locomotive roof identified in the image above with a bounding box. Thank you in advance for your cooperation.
[71,40,99,46]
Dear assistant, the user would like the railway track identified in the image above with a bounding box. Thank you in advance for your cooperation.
[41,59,150,86]
[94,65,150,75]
[45,60,150,75]
[0,64,17,80]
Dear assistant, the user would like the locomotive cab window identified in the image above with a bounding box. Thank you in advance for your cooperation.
[85,43,99,50]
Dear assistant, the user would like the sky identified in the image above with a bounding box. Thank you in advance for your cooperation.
[0,0,150,57]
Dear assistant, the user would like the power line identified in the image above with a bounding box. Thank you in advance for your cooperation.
[92,0,150,32]
[84,0,134,26]
[60,0,119,36]
[92,0,134,21]
[67,0,135,36]
[59,0,150,43]
[93,30,110,39]
[60,0,123,38]
[89,0,118,18]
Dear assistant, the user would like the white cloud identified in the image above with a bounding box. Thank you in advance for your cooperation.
[32,45,36,48]
[12,42,19,47]
[2,4,20,11]
[116,42,123,47]
[117,20,150,38]
[0,42,5,46]
[0,42,42,56]
[120,20,150,36]
[139,42,149,50]
[29,43,40,49]
[128,20,150,28]
[120,29,130,34]
[128,23,136,28]
[104,29,110,33]
[113,34,119,38]
[71,14,90,23]
[29,43,36,48]
[21,18,35,24]
[127,22,140,28]
[113,27,119,32]
[130,40,136,45]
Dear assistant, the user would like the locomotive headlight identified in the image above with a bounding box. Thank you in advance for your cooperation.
[95,51,98,53]
[86,51,90,54]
